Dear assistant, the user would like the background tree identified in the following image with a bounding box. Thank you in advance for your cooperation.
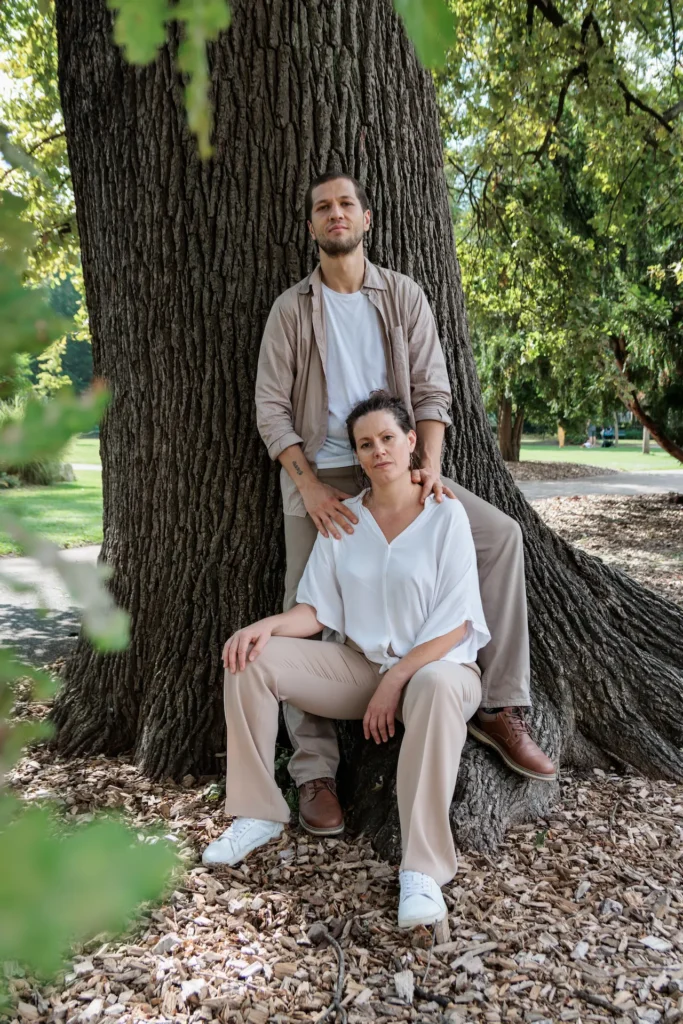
[46,277,93,393]
[440,0,683,461]
[47,0,683,856]
[0,1,89,398]
[463,233,620,458]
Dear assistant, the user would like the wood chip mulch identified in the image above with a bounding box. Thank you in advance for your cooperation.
[506,462,621,482]
[6,746,683,1024]
[6,492,683,1024]
[535,492,683,607]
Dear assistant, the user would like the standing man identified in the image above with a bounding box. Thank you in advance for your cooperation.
[255,173,555,837]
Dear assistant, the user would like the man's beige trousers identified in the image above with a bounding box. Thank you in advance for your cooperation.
[282,466,530,786]
[224,635,481,886]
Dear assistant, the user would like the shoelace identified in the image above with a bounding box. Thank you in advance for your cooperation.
[505,708,530,736]
[400,872,434,897]
[220,817,260,841]
[304,778,336,797]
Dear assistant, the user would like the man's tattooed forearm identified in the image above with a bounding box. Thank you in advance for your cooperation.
[292,460,304,476]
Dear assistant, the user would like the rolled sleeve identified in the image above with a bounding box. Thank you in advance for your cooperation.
[407,285,452,426]
[412,501,490,656]
[255,299,302,461]
[267,429,304,461]
[296,535,345,638]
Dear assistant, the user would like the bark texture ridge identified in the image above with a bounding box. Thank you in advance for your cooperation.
[52,0,683,853]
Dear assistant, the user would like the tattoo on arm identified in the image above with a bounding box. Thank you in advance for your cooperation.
[292,460,304,476]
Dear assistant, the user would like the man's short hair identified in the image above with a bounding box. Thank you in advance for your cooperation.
[305,172,371,222]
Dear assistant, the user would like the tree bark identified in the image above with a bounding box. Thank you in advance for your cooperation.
[642,426,651,454]
[52,0,683,854]
[497,398,524,462]
[497,396,512,460]
[512,407,524,461]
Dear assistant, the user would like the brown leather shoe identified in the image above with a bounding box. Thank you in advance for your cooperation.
[468,708,557,781]
[298,778,345,836]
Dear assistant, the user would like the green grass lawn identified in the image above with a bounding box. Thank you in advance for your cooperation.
[0,470,103,556]
[63,437,101,465]
[520,438,681,473]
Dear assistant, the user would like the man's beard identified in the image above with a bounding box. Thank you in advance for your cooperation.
[317,225,365,257]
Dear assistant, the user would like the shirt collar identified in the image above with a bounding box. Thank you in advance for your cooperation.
[296,257,387,294]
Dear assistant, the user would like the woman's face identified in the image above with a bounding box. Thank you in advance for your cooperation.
[352,410,416,485]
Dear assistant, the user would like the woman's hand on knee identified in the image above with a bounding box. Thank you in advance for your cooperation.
[363,680,402,744]
[223,623,273,673]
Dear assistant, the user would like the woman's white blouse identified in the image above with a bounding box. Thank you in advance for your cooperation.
[296,491,490,674]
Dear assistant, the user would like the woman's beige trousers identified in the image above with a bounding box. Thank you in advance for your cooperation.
[223,636,481,886]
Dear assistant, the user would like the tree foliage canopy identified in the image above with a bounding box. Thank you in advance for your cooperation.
[440,0,683,452]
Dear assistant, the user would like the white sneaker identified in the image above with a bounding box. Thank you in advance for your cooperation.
[202,818,283,866]
[398,871,447,929]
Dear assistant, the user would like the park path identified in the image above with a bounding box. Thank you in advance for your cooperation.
[0,545,98,664]
[3,471,683,665]
[519,469,683,501]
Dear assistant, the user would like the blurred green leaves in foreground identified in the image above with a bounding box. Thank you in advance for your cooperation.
[0,798,177,987]
[0,162,175,1009]
[108,0,232,158]
[393,0,457,69]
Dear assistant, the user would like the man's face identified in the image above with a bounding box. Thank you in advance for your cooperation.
[308,179,371,256]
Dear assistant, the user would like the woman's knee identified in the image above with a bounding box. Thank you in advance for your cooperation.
[405,663,480,716]
[223,634,290,691]
[405,664,462,708]
[411,664,449,690]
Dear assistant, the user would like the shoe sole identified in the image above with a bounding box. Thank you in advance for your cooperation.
[467,723,557,782]
[202,830,282,867]
[398,906,447,930]
[298,813,345,837]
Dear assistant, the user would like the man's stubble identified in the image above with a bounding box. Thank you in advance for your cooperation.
[316,224,366,257]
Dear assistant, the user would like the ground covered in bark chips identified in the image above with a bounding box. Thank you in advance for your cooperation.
[6,493,683,1024]
[505,463,620,482]
[536,493,683,608]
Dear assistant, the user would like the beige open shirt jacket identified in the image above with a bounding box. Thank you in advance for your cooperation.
[255,258,453,517]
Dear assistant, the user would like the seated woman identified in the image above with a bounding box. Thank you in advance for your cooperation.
[203,391,491,929]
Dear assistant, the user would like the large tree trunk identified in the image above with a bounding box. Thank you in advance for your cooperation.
[52,0,683,853]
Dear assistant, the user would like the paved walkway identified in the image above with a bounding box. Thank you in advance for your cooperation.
[72,462,101,471]
[4,471,682,666]
[0,545,99,664]
[518,470,683,501]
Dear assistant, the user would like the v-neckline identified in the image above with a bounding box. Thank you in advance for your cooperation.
[359,490,434,547]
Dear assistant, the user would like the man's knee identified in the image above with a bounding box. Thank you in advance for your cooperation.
[479,505,523,563]
[442,480,522,551]
[500,512,523,548]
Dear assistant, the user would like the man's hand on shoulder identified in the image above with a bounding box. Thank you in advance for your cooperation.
[411,468,456,505]
[301,479,359,540]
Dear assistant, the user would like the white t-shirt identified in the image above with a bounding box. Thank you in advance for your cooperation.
[296,492,490,674]
[316,284,389,468]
